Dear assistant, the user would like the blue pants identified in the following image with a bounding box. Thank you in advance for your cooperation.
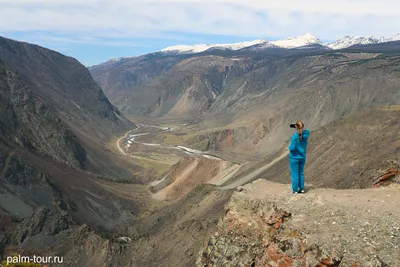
[290,158,305,192]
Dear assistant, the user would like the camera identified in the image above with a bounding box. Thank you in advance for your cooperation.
[290,124,297,128]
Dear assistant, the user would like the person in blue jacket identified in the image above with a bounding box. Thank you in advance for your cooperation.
[288,121,310,194]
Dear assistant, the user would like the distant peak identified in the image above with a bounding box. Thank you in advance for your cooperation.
[161,38,272,54]
[327,35,380,50]
[271,33,322,48]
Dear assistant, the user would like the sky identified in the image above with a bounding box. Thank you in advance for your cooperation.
[1,0,400,66]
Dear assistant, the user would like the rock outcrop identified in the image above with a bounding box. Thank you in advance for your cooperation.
[198,180,400,266]
[373,168,400,188]
[17,206,72,243]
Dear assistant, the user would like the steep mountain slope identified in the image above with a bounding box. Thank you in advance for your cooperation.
[0,60,86,169]
[90,54,185,106]
[0,38,157,260]
[0,36,140,179]
[107,55,252,117]
[0,37,133,139]
[5,184,231,267]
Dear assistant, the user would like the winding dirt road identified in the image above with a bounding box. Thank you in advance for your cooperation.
[221,150,289,189]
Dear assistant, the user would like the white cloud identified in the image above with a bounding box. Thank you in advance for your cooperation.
[160,0,400,15]
[0,0,400,45]
[35,35,149,47]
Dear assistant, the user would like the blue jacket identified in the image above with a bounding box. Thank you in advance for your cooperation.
[288,129,310,160]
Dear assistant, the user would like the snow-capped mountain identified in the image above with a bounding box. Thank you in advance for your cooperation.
[161,39,274,54]
[160,32,400,55]
[327,36,379,50]
[210,39,278,51]
[327,34,400,49]
[380,33,400,43]
[161,33,323,54]
[270,33,322,48]
[92,32,400,68]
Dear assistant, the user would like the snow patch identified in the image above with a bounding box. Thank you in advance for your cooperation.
[161,39,271,54]
[327,33,400,50]
[327,36,379,50]
[161,33,324,54]
[270,33,322,48]
[380,33,400,43]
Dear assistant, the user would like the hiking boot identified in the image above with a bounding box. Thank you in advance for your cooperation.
[299,189,305,194]
[292,191,298,194]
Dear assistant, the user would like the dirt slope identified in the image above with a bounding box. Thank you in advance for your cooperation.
[151,156,240,201]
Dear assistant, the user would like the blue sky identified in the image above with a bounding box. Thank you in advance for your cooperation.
[1,0,400,66]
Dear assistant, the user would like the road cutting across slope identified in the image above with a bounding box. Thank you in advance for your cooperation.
[220,150,290,189]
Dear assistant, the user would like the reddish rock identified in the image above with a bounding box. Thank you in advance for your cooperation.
[265,243,296,267]
[277,256,294,267]
[266,210,292,230]
[315,257,341,267]
[373,168,399,188]
[267,243,281,262]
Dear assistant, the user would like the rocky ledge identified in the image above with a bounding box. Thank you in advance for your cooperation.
[197,180,400,267]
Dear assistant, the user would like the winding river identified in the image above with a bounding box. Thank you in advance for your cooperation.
[118,124,222,161]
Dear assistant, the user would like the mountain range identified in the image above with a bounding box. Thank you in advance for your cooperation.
[141,33,400,55]
[94,33,400,67]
